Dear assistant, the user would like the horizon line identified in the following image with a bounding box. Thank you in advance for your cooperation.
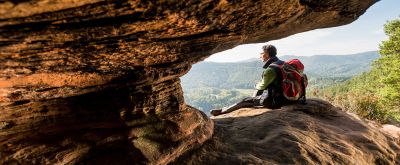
[204,50,379,63]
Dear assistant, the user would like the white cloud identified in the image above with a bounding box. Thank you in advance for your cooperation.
[205,30,334,62]
[205,0,399,62]
[373,28,384,35]
[272,30,333,45]
[268,29,334,56]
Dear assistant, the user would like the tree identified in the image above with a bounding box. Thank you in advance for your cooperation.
[316,17,400,123]
[375,18,400,109]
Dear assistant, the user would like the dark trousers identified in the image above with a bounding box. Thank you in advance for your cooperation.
[220,97,256,114]
[220,90,291,114]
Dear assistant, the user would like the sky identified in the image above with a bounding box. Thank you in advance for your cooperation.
[206,0,400,62]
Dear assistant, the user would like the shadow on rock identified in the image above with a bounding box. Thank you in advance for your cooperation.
[173,98,400,165]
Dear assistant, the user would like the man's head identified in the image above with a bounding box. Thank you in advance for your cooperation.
[260,45,277,62]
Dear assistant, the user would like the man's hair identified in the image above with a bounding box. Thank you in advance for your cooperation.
[262,45,277,57]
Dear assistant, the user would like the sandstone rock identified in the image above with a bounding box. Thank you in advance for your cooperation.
[0,0,376,164]
[0,79,213,164]
[175,99,400,164]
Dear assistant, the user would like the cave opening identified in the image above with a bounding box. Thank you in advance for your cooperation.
[1,0,399,164]
[180,0,399,116]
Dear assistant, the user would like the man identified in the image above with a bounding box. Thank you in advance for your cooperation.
[210,45,288,116]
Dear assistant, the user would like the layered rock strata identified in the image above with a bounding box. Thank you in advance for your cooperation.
[0,0,376,164]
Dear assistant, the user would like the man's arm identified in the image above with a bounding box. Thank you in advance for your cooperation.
[255,68,276,90]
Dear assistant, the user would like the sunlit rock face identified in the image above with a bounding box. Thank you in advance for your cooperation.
[174,99,400,164]
[0,0,375,164]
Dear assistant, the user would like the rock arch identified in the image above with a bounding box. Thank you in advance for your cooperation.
[0,0,376,164]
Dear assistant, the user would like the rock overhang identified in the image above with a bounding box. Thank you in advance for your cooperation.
[0,0,377,164]
[0,0,376,100]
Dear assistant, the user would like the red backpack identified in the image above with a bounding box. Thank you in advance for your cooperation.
[270,59,308,103]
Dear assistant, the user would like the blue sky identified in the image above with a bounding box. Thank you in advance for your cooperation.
[206,0,400,62]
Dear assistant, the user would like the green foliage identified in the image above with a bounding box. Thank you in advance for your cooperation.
[377,18,400,108]
[183,87,253,115]
[317,18,400,123]
[182,52,379,116]
[182,21,400,123]
[182,51,379,90]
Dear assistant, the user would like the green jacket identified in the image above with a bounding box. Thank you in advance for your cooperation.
[255,67,276,90]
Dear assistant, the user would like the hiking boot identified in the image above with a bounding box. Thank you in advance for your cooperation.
[210,109,222,116]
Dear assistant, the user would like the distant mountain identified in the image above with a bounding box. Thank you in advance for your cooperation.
[235,51,380,76]
[182,51,379,89]
[279,51,380,77]
[181,51,380,113]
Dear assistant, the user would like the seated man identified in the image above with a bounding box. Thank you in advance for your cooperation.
[210,45,292,116]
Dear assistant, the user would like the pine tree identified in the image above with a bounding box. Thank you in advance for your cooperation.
[375,18,400,111]
[318,17,400,123]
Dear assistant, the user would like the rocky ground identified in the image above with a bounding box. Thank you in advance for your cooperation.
[174,99,400,164]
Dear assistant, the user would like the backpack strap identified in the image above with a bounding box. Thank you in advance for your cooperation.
[268,60,284,82]
[268,64,281,78]
[299,76,307,105]
[268,63,283,92]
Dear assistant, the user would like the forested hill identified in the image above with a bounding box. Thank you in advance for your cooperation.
[181,51,380,113]
[182,51,379,89]
[283,51,379,77]
[234,50,380,77]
